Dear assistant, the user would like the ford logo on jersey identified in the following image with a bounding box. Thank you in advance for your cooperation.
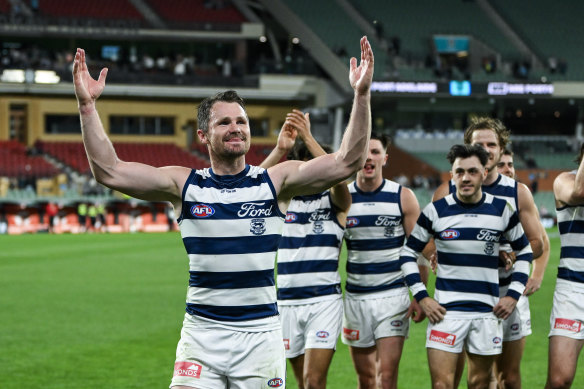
[346,217,359,227]
[285,212,298,223]
[190,204,215,218]
[267,378,284,387]
[440,229,460,239]
[316,331,329,338]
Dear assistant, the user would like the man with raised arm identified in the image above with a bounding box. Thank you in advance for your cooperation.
[401,144,533,389]
[72,36,373,389]
[546,143,584,389]
[260,110,351,389]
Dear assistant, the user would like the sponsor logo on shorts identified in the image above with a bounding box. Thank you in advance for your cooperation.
[511,323,519,331]
[440,229,460,239]
[283,339,290,350]
[346,217,359,227]
[285,212,298,223]
[343,327,359,341]
[554,318,582,332]
[267,378,284,387]
[173,361,202,378]
[190,204,215,218]
[391,320,403,327]
[493,337,502,344]
[316,331,329,339]
[429,330,456,346]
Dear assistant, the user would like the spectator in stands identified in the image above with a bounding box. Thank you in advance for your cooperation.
[260,110,350,389]
[72,36,374,389]
[547,142,584,389]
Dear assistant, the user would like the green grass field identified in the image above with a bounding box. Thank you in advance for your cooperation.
[0,230,582,388]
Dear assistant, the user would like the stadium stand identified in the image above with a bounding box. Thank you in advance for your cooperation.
[146,0,246,30]
[37,0,146,24]
[0,140,59,178]
[36,141,209,175]
[490,0,582,80]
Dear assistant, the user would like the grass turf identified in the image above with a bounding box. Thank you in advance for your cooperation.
[0,230,581,388]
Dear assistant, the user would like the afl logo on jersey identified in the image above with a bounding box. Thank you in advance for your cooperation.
[346,217,359,227]
[316,331,329,339]
[285,212,298,223]
[190,204,215,218]
[267,378,284,387]
[440,229,460,239]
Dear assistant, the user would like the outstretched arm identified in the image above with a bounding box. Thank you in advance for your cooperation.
[73,48,187,204]
[524,221,550,296]
[268,36,373,204]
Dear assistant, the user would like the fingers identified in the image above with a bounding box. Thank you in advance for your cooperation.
[349,56,357,73]
[97,68,109,86]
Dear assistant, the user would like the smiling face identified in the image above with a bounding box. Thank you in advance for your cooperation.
[451,155,487,203]
[197,101,250,159]
[497,153,515,179]
[469,129,502,173]
[359,138,388,181]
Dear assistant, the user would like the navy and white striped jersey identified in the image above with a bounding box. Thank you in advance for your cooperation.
[556,173,584,290]
[400,193,533,312]
[277,191,344,305]
[344,180,408,296]
[450,174,520,293]
[178,165,285,329]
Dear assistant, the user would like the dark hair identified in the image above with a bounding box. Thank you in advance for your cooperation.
[575,142,584,165]
[287,139,332,161]
[197,90,246,133]
[371,132,391,152]
[501,148,514,157]
[463,117,511,150]
[447,144,489,166]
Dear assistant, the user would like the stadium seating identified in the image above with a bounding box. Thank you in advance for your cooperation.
[37,0,144,21]
[36,141,209,175]
[0,140,59,178]
[281,0,390,81]
[490,0,584,80]
[145,0,246,29]
[0,0,10,14]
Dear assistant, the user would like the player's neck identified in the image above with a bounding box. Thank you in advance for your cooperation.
[483,169,499,186]
[356,174,383,192]
[209,155,246,176]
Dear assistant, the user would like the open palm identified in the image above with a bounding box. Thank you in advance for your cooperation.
[72,48,108,105]
[349,36,374,95]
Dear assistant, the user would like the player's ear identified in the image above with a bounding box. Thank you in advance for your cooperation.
[197,129,208,145]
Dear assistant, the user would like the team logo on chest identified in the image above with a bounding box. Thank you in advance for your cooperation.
[250,218,266,235]
[477,229,499,255]
[313,220,324,234]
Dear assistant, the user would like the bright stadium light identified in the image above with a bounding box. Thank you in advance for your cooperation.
[34,70,61,84]
[0,69,26,83]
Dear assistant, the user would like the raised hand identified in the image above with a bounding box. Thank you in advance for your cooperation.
[276,121,297,153]
[285,109,311,140]
[349,36,374,96]
[72,48,108,108]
